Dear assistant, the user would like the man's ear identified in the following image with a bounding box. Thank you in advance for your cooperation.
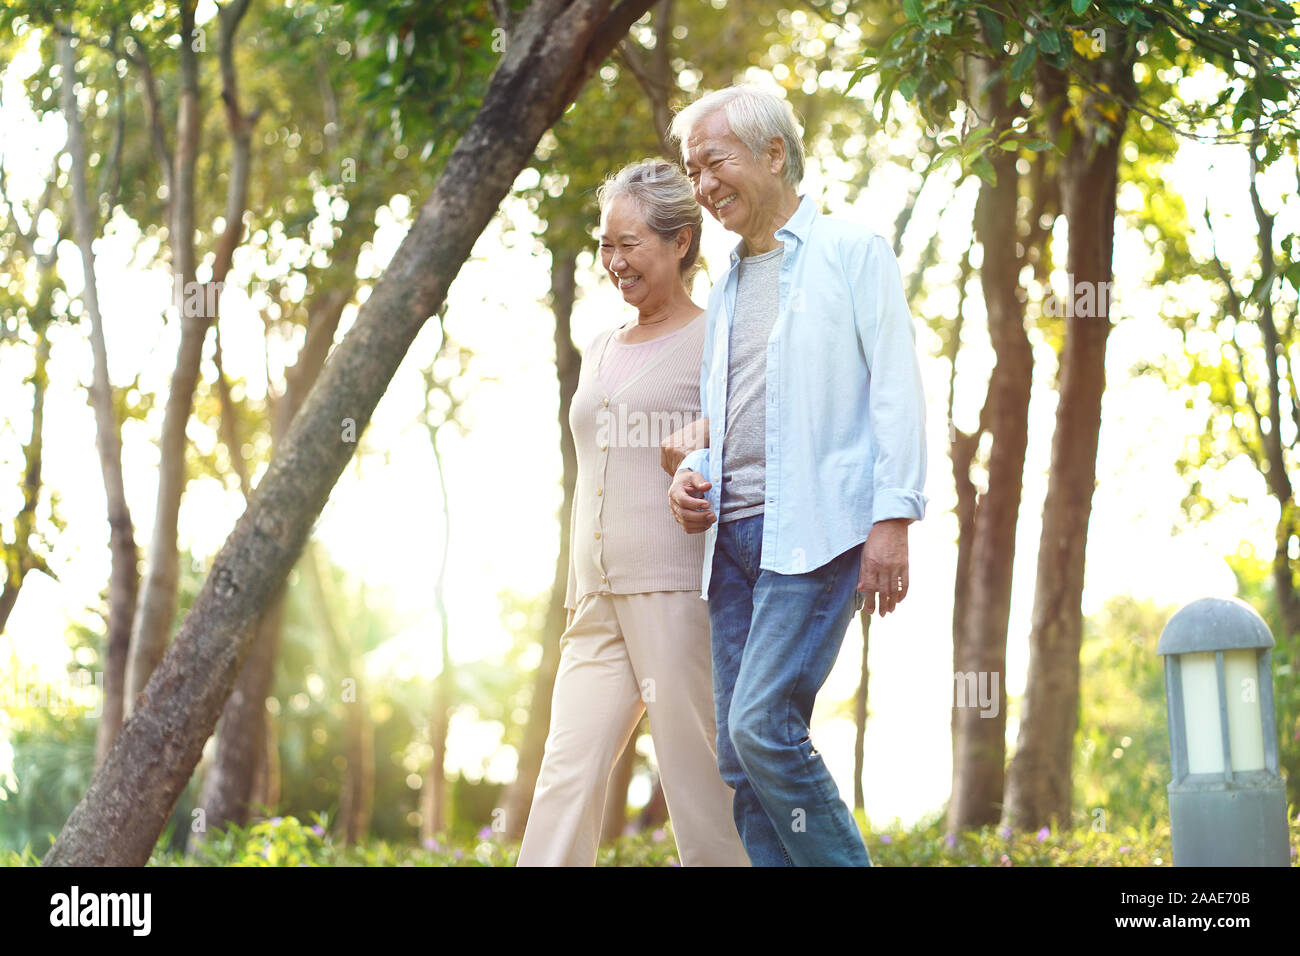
[767,135,787,176]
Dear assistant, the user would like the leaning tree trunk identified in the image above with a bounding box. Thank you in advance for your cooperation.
[42,0,658,868]
[948,53,1033,830]
[191,279,356,845]
[1003,48,1133,831]
[502,246,582,839]
[125,0,255,715]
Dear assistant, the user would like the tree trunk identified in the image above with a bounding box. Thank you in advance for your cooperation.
[58,31,142,774]
[420,354,457,842]
[43,0,658,867]
[125,0,254,715]
[1003,49,1134,831]
[0,330,51,635]
[948,62,1033,830]
[638,776,668,829]
[601,732,637,843]
[190,281,354,846]
[853,611,870,811]
[502,246,582,838]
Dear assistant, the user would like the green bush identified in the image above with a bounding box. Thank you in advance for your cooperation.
[6,809,1294,866]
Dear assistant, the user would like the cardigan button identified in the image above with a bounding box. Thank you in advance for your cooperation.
[603,398,609,407]
[597,488,602,495]
[594,531,601,540]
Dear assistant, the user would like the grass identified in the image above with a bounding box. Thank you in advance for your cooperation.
[7,808,1296,866]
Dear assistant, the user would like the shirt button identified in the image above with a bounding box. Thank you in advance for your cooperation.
[603,398,609,407]
[597,488,603,496]
[601,574,608,582]
[600,442,607,451]
[594,531,601,540]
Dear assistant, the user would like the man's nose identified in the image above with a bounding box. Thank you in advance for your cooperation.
[699,170,718,200]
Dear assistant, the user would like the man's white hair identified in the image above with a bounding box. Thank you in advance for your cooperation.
[669,85,805,189]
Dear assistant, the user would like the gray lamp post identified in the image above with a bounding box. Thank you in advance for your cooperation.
[1158,596,1290,866]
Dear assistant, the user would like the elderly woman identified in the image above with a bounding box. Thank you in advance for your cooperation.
[516,160,748,867]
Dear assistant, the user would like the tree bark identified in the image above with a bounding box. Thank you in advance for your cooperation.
[502,246,581,838]
[43,0,658,868]
[420,335,459,842]
[1004,47,1134,831]
[601,732,637,843]
[0,331,51,635]
[948,59,1033,830]
[191,278,355,845]
[58,32,141,772]
[853,611,870,811]
[124,0,247,714]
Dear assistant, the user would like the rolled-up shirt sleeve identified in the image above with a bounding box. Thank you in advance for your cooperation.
[678,447,709,475]
[848,233,928,524]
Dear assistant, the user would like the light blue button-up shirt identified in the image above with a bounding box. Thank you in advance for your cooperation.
[677,194,928,596]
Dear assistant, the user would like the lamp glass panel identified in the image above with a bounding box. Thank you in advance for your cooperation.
[1224,649,1266,772]
[1180,651,1224,774]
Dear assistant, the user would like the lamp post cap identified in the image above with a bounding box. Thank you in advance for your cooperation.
[1157,596,1275,656]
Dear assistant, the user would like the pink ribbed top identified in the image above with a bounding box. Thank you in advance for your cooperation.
[565,313,708,609]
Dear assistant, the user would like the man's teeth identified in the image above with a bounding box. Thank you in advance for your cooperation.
[716,194,737,210]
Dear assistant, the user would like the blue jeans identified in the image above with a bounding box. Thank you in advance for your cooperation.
[708,512,871,866]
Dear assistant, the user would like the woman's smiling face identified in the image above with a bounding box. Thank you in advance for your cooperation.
[599,194,684,308]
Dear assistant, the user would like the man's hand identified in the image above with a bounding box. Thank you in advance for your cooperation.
[669,469,716,533]
[660,416,709,476]
[858,518,910,616]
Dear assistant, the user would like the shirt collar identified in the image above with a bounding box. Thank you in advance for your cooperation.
[727,193,818,267]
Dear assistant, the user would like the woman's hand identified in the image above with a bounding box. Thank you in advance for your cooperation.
[660,416,709,476]
[669,470,716,533]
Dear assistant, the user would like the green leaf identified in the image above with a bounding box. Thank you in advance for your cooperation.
[1010,40,1038,82]
[931,17,954,35]
[976,8,1005,49]
[1284,262,1300,292]
[1071,0,1090,13]
[903,0,923,23]
[1037,28,1061,55]
[971,153,996,185]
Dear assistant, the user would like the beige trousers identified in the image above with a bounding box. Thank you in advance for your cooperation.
[516,590,750,867]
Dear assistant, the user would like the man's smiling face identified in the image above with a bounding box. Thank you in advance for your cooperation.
[682,109,785,242]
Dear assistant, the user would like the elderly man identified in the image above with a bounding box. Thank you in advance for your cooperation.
[664,86,928,866]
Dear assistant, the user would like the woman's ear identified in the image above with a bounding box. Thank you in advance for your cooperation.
[676,225,692,260]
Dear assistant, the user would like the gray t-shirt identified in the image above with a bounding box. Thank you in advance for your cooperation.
[720,245,782,522]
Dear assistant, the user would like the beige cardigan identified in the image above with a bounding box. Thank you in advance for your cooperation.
[565,314,708,610]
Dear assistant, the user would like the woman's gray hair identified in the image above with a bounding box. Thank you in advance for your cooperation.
[669,85,805,189]
[596,159,703,281]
